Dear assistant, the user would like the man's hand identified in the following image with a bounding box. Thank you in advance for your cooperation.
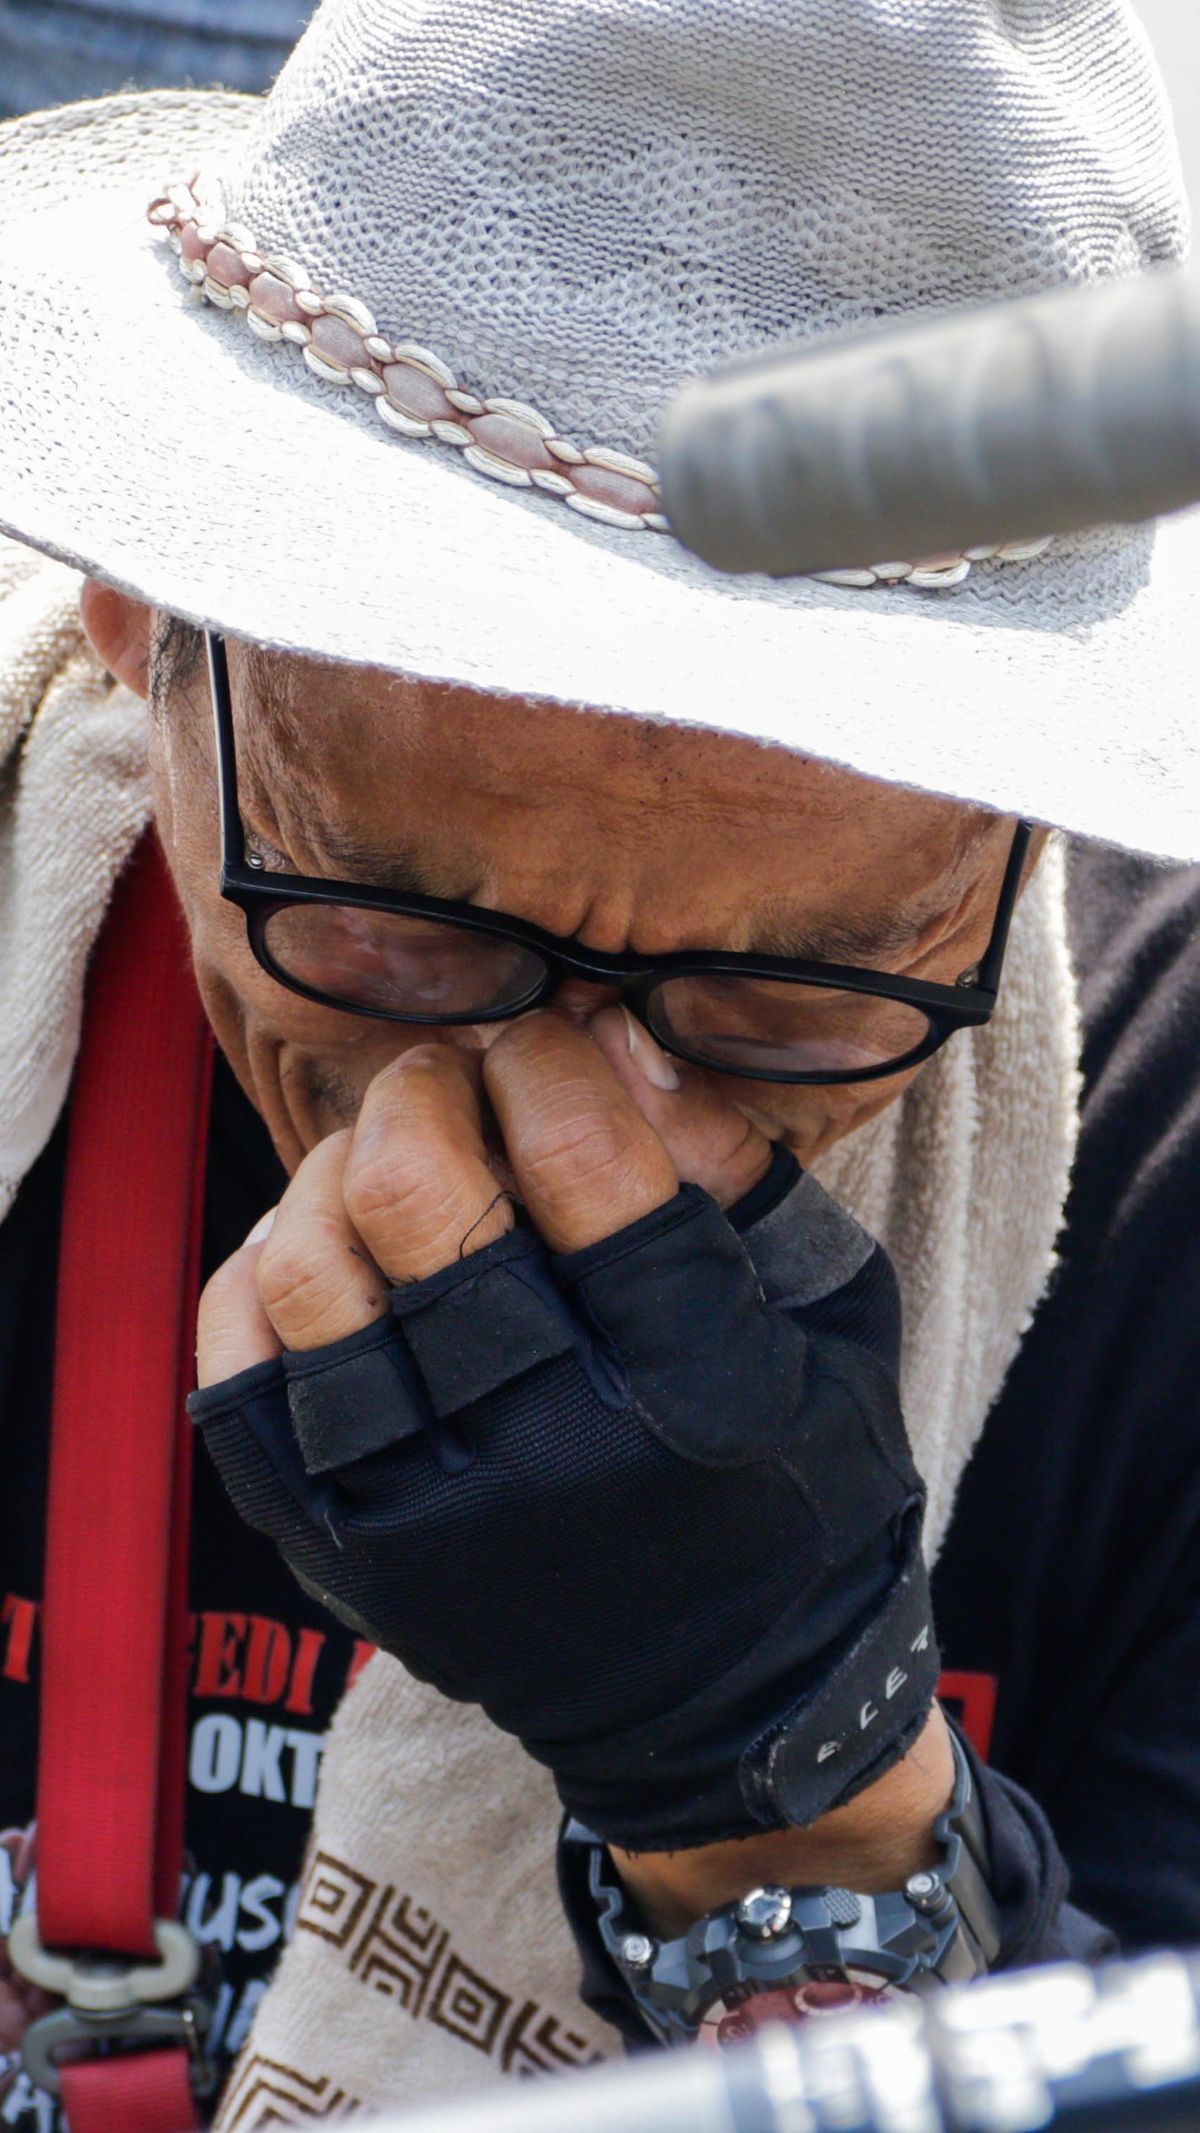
[193,1005,950,1916]
[198,1006,772,1382]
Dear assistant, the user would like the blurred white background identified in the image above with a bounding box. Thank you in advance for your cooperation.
[1136,0,1198,209]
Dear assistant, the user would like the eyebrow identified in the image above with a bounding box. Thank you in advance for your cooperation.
[301,824,924,970]
[305,823,483,905]
[747,905,924,968]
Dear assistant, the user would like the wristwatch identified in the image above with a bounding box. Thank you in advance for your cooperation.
[572,1725,1001,2047]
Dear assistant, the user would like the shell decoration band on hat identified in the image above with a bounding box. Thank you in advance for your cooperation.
[147,176,1053,593]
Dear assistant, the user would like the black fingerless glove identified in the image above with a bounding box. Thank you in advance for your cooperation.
[189,1148,938,1850]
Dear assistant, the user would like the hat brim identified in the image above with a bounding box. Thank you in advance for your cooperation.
[1,89,1197,858]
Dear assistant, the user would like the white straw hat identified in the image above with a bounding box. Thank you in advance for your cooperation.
[0,0,1196,856]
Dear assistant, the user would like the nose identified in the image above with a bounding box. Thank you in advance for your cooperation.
[465,975,625,1051]
[552,976,627,1026]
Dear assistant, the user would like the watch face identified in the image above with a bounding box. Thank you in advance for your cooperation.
[699,1971,903,2048]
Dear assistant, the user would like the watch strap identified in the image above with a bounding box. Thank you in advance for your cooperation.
[932,1722,1002,1972]
[572,1722,1001,2043]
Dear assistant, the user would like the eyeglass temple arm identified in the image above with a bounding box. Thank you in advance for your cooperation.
[206,629,248,874]
[973,820,1035,997]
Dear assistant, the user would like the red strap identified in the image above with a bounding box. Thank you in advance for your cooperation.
[60,2051,199,2133]
[36,834,212,2127]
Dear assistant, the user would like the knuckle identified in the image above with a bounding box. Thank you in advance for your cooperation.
[342,1142,465,1263]
[343,1149,471,1266]
[341,1143,416,1233]
[516,1101,627,1188]
[345,1048,484,1255]
[486,1017,677,1249]
[513,1090,667,1211]
[256,1220,343,1323]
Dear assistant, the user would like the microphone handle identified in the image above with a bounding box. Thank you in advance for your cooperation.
[657,268,1200,576]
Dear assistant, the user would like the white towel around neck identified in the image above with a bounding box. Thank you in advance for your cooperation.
[0,544,1080,2127]
[0,542,149,1217]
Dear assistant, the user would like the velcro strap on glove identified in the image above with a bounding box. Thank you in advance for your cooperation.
[285,1318,427,1474]
[391,1228,577,1413]
[280,1227,583,1476]
[741,1508,938,1826]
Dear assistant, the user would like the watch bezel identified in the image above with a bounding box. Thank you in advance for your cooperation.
[588,1861,957,2045]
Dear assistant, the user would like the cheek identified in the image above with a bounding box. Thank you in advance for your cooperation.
[193,931,415,1165]
[726,1066,922,1166]
[190,909,495,1173]
[147,723,490,1166]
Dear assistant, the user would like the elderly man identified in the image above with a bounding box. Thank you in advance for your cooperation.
[0,0,1198,2122]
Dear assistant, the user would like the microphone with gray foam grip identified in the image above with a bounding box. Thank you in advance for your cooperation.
[657,269,1200,577]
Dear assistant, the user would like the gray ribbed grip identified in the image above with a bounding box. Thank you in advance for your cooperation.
[657,268,1200,576]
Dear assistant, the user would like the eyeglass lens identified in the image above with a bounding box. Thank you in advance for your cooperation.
[262,902,934,1073]
[645,972,932,1076]
[263,903,547,1017]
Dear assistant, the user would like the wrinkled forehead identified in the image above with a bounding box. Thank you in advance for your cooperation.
[206,639,1008,963]
[234,637,791,802]
[229,638,985,846]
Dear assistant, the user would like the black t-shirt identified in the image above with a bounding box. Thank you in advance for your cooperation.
[1,842,1199,2108]
[934,842,1200,1950]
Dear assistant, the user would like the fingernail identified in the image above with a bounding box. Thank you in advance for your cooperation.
[622,1007,680,1091]
[244,1208,277,1246]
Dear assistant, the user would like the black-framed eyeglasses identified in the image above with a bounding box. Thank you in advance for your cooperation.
[207,631,1032,1087]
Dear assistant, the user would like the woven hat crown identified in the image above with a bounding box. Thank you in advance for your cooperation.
[223,0,1187,463]
[2,0,1198,858]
